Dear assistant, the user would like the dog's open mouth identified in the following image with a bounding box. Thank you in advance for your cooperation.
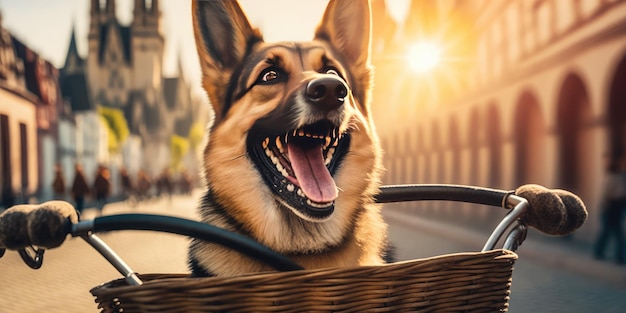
[248,120,350,221]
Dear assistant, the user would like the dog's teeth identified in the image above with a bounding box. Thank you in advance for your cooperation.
[298,130,305,137]
[324,136,331,149]
[287,184,295,192]
[297,189,304,197]
[275,136,284,153]
[284,133,289,144]
[276,162,284,173]
[306,199,332,208]
[265,148,272,157]
[262,137,269,149]
[325,147,335,165]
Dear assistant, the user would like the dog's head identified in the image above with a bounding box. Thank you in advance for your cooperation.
[193,0,381,251]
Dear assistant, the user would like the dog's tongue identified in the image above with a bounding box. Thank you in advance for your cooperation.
[287,142,338,203]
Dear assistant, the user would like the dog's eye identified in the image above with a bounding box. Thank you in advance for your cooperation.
[262,70,279,81]
[258,67,284,84]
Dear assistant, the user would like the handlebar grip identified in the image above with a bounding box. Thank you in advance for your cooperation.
[375,184,587,237]
[0,201,78,250]
[515,184,587,236]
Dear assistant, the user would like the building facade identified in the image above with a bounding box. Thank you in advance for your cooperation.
[62,0,202,180]
[372,0,626,243]
[0,17,39,207]
[13,37,67,202]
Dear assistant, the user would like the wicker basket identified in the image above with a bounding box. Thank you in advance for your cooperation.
[90,249,517,313]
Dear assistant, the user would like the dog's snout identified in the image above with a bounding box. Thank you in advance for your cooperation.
[306,77,348,111]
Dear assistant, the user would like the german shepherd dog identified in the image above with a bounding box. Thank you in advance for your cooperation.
[189,0,389,277]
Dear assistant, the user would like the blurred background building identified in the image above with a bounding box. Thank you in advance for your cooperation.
[0,1,209,206]
[0,14,39,206]
[1,0,625,248]
[61,0,205,190]
[371,0,626,244]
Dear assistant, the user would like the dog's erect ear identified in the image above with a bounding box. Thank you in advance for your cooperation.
[315,0,371,66]
[192,0,263,120]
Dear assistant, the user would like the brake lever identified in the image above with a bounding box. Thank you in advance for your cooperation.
[18,245,45,269]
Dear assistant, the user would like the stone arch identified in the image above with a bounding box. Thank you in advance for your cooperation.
[608,52,626,162]
[468,108,481,185]
[392,132,403,183]
[416,126,428,183]
[514,91,546,186]
[556,73,592,193]
[486,103,502,188]
[449,116,461,183]
[432,121,443,183]
[404,128,416,183]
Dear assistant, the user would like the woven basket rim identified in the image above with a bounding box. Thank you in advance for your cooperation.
[91,249,517,294]
[90,249,517,312]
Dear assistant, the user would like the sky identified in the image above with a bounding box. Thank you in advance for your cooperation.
[0,0,409,97]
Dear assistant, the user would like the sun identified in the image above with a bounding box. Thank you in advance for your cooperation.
[407,41,442,74]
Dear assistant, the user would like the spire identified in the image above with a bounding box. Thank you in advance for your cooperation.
[68,27,79,56]
[63,24,84,72]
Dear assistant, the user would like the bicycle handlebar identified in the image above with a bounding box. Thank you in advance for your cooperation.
[0,183,587,284]
[375,184,511,207]
[377,184,587,236]
[72,214,304,272]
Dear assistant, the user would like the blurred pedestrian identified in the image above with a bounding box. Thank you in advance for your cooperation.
[593,156,626,265]
[71,163,90,214]
[136,169,152,201]
[157,168,173,200]
[178,169,193,195]
[52,163,66,200]
[93,165,111,217]
[119,167,133,199]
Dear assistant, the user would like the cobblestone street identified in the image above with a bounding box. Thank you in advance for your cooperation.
[1,193,200,312]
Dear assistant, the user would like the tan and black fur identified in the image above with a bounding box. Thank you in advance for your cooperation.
[189,0,390,277]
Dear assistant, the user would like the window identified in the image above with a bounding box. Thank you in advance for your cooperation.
[1,115,11,198]
[20,123,28,190]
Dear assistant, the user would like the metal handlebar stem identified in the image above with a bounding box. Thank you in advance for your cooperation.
[482,194,529,252]
[73,220,143,286]
[503,224,528,251]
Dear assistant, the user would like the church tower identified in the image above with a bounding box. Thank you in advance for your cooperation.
[63,0,197,177]
[87,0,133,108]
[86,0,101,97]
[131,0,164,101]
[63,27,84,76]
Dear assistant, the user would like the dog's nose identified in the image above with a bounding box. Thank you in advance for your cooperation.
[306,77,348,111]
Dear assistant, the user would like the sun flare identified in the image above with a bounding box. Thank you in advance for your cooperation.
[408,41,442,73]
